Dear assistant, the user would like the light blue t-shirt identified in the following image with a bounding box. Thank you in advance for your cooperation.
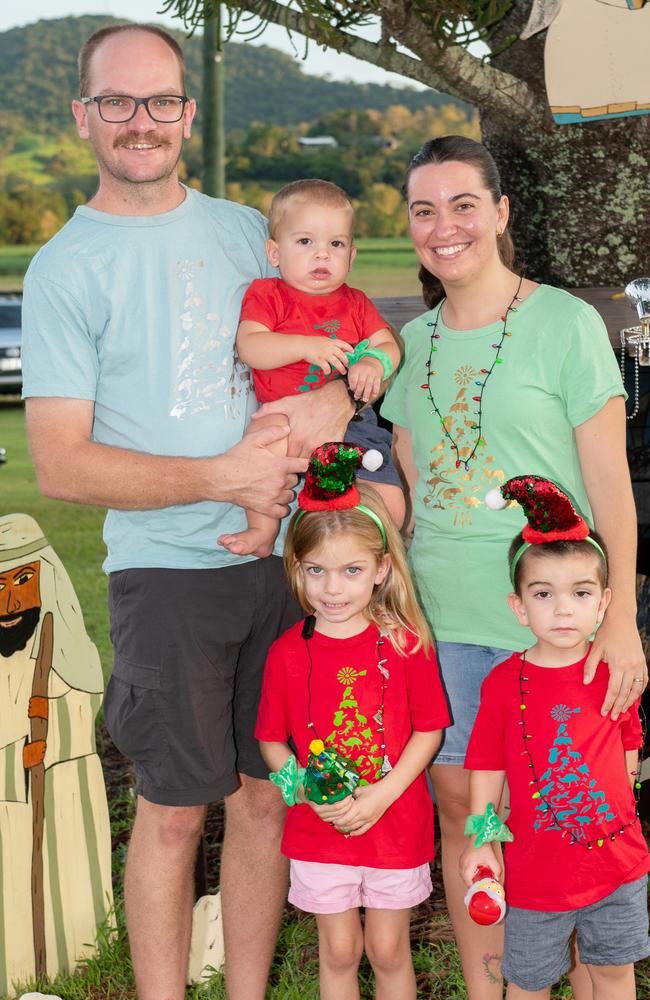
[21,187,277,572]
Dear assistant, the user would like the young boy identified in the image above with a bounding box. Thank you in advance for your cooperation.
[460,475,650,1000]
[217,179,403,558]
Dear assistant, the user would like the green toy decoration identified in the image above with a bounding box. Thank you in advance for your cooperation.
[303,739,361,804]
[269,754,306,806]
[465,802,514,848]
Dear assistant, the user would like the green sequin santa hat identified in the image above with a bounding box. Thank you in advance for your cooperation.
[298,441,383,512]
[296,441,387,547]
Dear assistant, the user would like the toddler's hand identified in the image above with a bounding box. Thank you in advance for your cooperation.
[302,336,352,376]
[347,357,383,402]
[459,843,501,888]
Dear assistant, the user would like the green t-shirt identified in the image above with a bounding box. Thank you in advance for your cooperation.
[381,284,624,650]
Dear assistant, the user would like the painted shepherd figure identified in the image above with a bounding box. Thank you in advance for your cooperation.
[523,0,650,124]
[0,514,112,994]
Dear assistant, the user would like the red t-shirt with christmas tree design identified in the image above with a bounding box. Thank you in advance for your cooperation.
[255,620,450,868]
[466,652,650,910]
[239,277,388,402]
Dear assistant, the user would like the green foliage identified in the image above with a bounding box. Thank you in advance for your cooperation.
[0,15,470,138]
[0,15,477,244]
[161,0,515,51]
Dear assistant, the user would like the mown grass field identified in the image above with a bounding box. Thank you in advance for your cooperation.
[0,239,423,296]
[4,403,648,999]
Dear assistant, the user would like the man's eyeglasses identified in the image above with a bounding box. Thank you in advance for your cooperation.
[80,95,189,123]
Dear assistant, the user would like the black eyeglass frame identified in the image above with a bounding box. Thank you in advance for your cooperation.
[80,94,190,123]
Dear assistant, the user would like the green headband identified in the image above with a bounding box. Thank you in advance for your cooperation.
[294,503,388,550]
[510,535,607,588]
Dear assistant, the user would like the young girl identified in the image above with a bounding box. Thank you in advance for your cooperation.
[255,442,450,1000]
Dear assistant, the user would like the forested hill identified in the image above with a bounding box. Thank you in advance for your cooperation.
[0,14,469,138]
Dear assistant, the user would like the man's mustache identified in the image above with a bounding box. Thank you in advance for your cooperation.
[115,131,171,149]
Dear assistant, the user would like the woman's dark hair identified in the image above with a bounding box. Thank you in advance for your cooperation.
[403,135,516,309]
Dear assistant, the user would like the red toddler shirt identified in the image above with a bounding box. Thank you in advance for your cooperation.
[466,652,649,910]
[239,277,388,402]
[255,621,450,868]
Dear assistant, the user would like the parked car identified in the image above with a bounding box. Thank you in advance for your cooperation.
[0,297,22,395]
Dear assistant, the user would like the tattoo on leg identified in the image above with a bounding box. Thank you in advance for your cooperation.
[482,952,503,984]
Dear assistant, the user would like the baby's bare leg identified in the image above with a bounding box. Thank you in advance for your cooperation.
[217,413,287,558]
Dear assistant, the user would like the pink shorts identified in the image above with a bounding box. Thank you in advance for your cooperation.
[289,859,432,914]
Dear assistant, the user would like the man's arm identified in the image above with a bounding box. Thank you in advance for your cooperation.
[26,397,306,517]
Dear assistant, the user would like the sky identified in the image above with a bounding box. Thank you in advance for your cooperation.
[1,1,425,90]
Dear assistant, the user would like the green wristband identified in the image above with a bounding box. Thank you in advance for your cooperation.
[464,803,514,847]
[347,341,394,380]
[269,755,306,806]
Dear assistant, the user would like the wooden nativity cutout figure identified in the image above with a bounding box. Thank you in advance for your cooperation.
[522,0,650,124]
[0,514,113,995]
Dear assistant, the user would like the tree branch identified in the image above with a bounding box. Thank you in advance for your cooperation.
[232,1,542,125]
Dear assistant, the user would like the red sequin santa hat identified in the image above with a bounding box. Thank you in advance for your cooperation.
[485,474,605,584]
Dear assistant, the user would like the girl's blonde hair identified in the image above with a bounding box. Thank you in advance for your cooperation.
[284,482,432,654]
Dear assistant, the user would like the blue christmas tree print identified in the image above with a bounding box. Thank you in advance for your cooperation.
[533,704,617,840]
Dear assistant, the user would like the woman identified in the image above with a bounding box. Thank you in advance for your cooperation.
[381,135,647,1000]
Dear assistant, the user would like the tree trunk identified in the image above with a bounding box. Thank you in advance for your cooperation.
[480,0,650,286]
[202,7,226,199]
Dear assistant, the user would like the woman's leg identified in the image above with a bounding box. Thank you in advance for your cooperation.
[364,907,416,1000]
[316,909,364,1000]
[430,762,505,1000]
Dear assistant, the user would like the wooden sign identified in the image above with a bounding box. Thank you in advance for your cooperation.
[0,514,113,993]
[523,0,650,124]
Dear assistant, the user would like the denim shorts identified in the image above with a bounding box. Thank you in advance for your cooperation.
[434,641,512,765]
[503,876,650,991]
[345,407,402,488]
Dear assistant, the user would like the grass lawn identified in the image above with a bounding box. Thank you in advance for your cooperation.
[2,400,649,998]
[0,240,423,298]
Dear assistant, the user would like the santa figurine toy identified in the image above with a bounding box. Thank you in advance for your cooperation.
[464,865,507,926]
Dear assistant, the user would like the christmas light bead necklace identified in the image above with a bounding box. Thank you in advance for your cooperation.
[517,650,645,851]
[422,273,524,470]
[304,618,392,777]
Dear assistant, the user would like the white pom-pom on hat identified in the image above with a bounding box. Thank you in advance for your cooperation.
[362,449,383,472]
[485,487,507,510]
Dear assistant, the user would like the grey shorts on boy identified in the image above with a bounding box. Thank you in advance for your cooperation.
[502,876,650,991]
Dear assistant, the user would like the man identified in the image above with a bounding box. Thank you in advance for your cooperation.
[0,513,112,993]
[21,23,353,1000]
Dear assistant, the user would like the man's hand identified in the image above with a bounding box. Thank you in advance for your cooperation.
[214,421,307,518]
[252,380,354,458]
[302,336,352,376]
[583,610,648,719]
[347,357,383,403]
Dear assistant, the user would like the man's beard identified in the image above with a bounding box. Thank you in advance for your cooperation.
[0,607,41,658]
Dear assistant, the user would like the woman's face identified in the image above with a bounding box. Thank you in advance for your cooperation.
[406,160,509,289]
